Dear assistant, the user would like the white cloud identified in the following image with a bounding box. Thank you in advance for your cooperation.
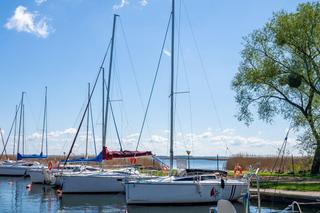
[113,0,148,11]
[5,6,51,38]
[163,49,171,57]
[113,0,129,11]
[35,0,47,6]
[139,0,148,7]
[1,127,299,157]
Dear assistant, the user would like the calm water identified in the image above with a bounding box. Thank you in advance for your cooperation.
[0,177,319,213]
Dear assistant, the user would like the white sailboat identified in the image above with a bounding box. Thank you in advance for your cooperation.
[56,14,153,193]
[57,168,144,193]
[30,164,100,185]
[0,92,44,176]
[125,0,248,204]
[0,160,41,176]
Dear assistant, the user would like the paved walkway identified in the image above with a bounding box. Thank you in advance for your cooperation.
[250,188,320,201]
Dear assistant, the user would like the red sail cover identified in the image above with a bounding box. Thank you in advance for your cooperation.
[102,146,152,160]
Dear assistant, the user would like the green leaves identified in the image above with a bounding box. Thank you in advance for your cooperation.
[232,3,320,172]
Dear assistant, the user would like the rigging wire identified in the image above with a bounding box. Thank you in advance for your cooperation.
[104,81,123,151]
[179,45,194,153]
[119,18,150,132]
[24,93,40,132]
[173,0,193,154]
[135,14,172,152]
[89,95,97,156]
[63,38,112,166]
[0,129,8,158]
[113,41,130,142]
[0,103,21,159]
[59,39,112,157]
[13,105,18,156]
[182,1,223,131]
[63,67,103,166]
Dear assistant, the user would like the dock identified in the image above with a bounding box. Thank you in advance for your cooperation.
[250,188,320,202]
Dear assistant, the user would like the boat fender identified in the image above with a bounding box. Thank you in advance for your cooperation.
[196,182,202,195]
[220,178,225,189]
[210,186,216,197]
[48,161,53,170]
[56,189,63,197]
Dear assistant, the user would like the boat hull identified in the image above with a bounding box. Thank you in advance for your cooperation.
[29,168,52,184]
[59,174,125,193]
[29,169,45,183]
[125,180,248,204]
[0,166,30,176]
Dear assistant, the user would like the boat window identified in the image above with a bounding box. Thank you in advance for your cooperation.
[173,177,195,181]
[200,176,216,180]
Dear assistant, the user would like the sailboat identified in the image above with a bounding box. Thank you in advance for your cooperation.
[56,14,153,193]
[0,91,46,176]
[125,0,248,204]
[36,83,103,185]
[18,87,49,161]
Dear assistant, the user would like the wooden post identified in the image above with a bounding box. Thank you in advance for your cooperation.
[291,154,295,176]
[217,154,219,170]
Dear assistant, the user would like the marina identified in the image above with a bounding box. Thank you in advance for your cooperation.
[0,176,319,213]
[1,0,320,212]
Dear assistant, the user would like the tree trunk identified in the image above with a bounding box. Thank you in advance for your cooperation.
[306,113,320,174]
[311,142,320,174]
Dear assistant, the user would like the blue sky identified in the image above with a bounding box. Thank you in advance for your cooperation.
[0,0,313,156]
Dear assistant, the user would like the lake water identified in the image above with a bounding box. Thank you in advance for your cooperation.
[160,159,227,170]
[0,177,319,213]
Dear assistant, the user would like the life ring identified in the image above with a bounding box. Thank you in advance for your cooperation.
[233,163,243,177]
[48,161,53,170]
[129,157,137,165]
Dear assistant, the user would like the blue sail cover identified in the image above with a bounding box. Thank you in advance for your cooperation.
[16,152,48,160]
[62,151,103,163]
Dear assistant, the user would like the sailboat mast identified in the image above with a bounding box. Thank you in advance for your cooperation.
[102,66,105,150]
[17,92,24,158]
[169,0,175,173]
[85,83,90,158]
[103,14,118,148]
[41,87,47,155]
[45,89,48,156]
[13,105,17,156]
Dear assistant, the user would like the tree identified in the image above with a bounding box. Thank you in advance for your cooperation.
[232,2,320,174]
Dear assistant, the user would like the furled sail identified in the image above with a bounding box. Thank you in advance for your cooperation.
[16,152,47,160]
[102,146,152,160]
[62,152,103,163]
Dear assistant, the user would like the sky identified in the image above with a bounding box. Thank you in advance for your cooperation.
[0,0,315,157]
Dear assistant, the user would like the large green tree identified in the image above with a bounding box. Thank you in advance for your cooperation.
[232,2,320,174]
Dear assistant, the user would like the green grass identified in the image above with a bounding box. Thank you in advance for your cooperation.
[227,170,320,178]
[252,182,320,191]
[258,171,320,178]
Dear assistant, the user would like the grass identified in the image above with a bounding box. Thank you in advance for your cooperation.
[227,170,320,178]
[252,181,320,191]
[259,171,320,178]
